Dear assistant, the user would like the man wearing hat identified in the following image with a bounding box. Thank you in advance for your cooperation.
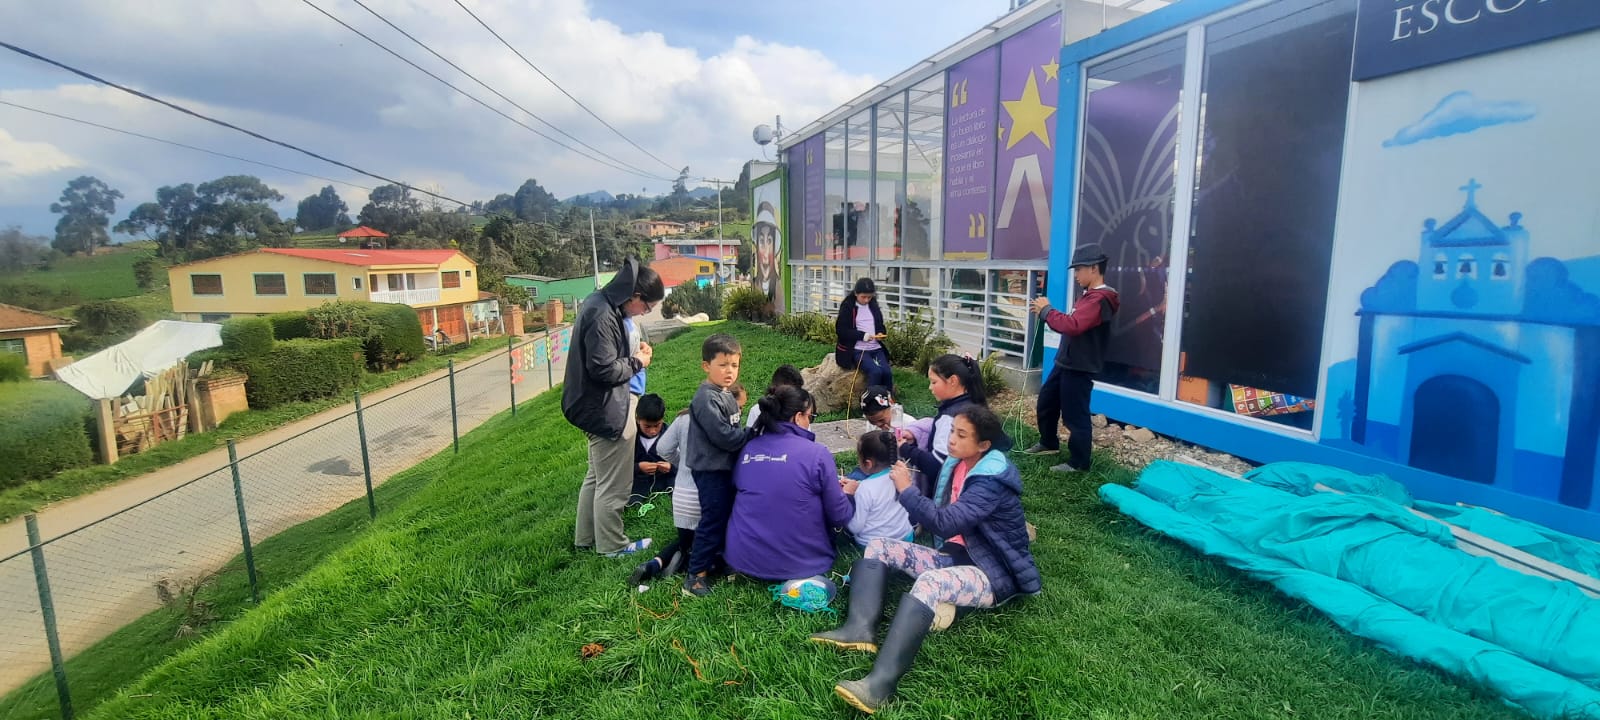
[1024,243,1120,474]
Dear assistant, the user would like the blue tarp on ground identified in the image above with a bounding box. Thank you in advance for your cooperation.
[1101,461,1600,720]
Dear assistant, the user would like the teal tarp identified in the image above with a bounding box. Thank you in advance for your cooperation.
[1101,461,1600,720]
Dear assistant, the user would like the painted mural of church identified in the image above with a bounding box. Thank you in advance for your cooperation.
[1322,180,1600,512]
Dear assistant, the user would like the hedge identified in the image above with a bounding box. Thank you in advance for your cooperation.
[307,301,424,370]
[0,381,94,488]
[238,338,363,408]
[0,354,26,383]
[221,317,275,358]
[265,311,311,340]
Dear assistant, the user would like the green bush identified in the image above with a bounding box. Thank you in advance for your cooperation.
[722,286,773,323]
[132,255,164,290]
[0,381,94,488]
[775,312,835,345]
[915,335,957,375]
[0,281,79,311]
[978,351,1008,396]
[661,283,723,320]
[73,300,143,337]
[0,354,27,382]
[238,338,363,408]
[306,301,423,370]
[220,317,275,358]
[884,308,948,369]
[265,311,311,340]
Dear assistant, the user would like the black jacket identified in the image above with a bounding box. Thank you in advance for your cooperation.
[631,427,677,502]
[834,296,886,367]
[561,258,644,439]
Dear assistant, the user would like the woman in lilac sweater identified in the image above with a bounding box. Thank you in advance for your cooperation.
[724,386,855,583]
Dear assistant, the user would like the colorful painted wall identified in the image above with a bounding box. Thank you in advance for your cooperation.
[1318,30,1600,514]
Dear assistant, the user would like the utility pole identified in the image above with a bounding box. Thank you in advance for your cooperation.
[704,178,735,284]
[589,208,601,291]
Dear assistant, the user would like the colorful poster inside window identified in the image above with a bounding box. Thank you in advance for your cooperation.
[942,46,999,260]
[803,133,825,260]
[993,15,1061,261]
[785,143,806,261]
[750,174,784,311]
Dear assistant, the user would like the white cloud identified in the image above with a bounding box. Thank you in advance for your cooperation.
[0,128,79,176]
[0,0,883,234]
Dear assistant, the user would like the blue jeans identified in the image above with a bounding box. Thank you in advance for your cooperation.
[850,347,894,390]
[687,469,734,575]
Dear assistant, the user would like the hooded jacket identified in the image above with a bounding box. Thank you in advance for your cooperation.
[900,393,1013,485]
[1040,285,1121,374]
[562,258,644,439]
[834,296,887,367]
[898,449,1041,603]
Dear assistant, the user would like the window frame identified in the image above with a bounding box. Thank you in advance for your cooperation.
[190,273,224,296]
[253,273,287,296]
[0,338,25,361]
[303,272,339,296]
[441,270,462,289]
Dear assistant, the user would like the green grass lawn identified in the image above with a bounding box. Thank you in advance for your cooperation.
[0,338,509,523]
[21,321,1519,720]
[0,245,154,303]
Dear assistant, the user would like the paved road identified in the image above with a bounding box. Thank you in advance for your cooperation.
[0,341,570,697]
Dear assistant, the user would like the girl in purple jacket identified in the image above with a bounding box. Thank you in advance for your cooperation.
[812,404,1041,714]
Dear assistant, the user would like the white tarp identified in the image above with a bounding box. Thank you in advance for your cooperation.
[54,320,223,399]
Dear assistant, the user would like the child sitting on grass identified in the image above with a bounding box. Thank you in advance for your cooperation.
[629,394,675,507]
[839,429,914,548]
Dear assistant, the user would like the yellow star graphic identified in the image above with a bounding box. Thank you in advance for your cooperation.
[1002,69,1056,150]
[1042,59,1059,81]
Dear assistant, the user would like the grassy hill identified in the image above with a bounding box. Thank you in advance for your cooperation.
[0,244,158,307]
[51,322,1519,720]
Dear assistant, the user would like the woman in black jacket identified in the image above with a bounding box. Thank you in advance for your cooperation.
[835,277,894,392]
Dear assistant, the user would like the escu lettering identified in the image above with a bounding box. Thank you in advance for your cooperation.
[1393,0,1552,41]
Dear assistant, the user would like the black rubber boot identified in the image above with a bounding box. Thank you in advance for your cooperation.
[809,558,889,652]
[834,594,935,714]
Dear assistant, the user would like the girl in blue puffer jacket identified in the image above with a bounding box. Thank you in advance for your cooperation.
[810,404,1041,714]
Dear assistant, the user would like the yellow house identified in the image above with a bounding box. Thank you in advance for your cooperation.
[167,248,488,340]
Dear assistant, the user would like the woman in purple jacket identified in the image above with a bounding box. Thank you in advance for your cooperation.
[724,386,855,583]
[811,404,1040,714]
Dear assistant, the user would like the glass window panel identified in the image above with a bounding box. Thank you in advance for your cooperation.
[942,268,987,355]
[441,271,462,289]
[1078,37,1187,395]
[989,270,1033,363]
[845,110,873,260]
[904,75,945,261]
[825,123,846,260]
[304,273,337,296]
[876,95,906,261]
[1178,0,1355,430]
[786,142,808,260]
[191,274,223,295]
[254,273,286,296]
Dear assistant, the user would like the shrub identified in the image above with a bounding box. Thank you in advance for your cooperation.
[265,311,311,340]
[883,308,947,368]
[722,286,773,322]
[238,338,363,408]
[132,255,164,289]
[306,301,373,341]
[775,312,835,345]
[0,381,93,488]
[0,281,79,311]
[978,351,1008,396]
[0,353,27,382]
[305,301,423,370]
[661,283,723,320]
[220,317,275,358]
[74,300,144,337]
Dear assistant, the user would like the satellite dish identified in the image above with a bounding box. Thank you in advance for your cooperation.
[752,124,775,146]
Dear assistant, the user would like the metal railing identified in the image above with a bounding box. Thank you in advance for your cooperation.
[0,327,574,719]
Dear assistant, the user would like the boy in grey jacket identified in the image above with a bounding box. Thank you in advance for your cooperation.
[683,333,753,597]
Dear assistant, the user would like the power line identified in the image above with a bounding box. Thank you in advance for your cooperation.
[299,0,672,183]
[451,0,682,176]
[0,98,374,192]
[0,40,471,208]
[341,0,667,183]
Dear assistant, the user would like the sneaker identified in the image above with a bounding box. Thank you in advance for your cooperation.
[1050,462,1088,474]
[628,557,663,587]
[1018,443,1060,455]
[602,538,652,558]
[682,574,711,597]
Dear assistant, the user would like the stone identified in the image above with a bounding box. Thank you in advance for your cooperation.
[641,318,691,345]
[1091,414,1108,429]
[1092,423,1123,447]
[681,312,711,324]
[1126,427,1156,443]
[810,418,875,454]
[800,354,862,414]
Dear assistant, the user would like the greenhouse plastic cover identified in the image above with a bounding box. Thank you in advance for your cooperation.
[1100,461,1600,720]
[54,320,222,399]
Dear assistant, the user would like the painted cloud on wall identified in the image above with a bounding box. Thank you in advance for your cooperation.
[1383,91,1537,147]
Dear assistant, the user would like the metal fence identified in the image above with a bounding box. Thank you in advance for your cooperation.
[0,327,573,720]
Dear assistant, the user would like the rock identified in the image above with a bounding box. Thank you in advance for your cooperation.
[1091,414,1108,429]
[800,354,859,414]
[1126,427,1156,443]
[1092,424,1123,447]
[681,312,711,324]
[641,318,690,345]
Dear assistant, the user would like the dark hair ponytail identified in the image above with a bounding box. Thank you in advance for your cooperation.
[929,353,987,405]
[754,385,815,435]
[856,430,897,468]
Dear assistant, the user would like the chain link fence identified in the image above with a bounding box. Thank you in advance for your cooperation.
[0,327,573,719]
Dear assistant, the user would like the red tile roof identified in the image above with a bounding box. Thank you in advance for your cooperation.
[336,226,389,238]
[0,303,73,332]
[260,248,469,267]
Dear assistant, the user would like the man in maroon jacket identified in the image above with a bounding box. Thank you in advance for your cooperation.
[1023,244,1120,473]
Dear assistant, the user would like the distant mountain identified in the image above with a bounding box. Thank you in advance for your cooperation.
[563,190,616,204]
[687,187,719,200]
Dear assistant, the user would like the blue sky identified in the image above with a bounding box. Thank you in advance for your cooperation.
[0,0,1012,238]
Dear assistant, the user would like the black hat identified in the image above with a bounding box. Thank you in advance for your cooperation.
[1068,243,1108,269]
[859,385,894,415]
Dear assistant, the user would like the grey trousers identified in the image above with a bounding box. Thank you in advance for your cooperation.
[575,395,638,554]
